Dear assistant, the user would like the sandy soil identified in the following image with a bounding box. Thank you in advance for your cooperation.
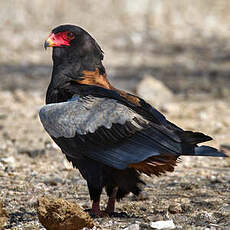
[1,2,230,227]
[0,89,229,229]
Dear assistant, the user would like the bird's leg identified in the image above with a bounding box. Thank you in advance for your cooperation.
[90,200,102,216]
[89,199,110,217]
[87,183,108,217]
[105,186,118,214]
[90,199,114,217]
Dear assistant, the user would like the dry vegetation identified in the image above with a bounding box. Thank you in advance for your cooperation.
[0,0,230,229]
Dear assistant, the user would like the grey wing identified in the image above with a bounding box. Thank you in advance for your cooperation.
[39,96,144,138]
[39,95,183,170]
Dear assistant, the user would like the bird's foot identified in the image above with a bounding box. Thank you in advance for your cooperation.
[104,206,114,215]
[85,208,129,218]
[85,200,109,218]
[85,208,109,218]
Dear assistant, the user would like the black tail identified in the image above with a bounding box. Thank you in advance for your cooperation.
[183,145,227,157]
[177,131,212,144]
[176,130,227,157]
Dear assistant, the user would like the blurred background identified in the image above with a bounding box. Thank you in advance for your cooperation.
[1,1,230,229]
[1,0,230,96]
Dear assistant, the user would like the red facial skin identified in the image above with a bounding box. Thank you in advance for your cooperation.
[48,31,75,47]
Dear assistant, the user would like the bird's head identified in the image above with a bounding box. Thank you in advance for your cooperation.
[44,24,104,66]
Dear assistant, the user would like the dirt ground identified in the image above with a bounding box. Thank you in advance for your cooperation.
[0,86,230,229]
[1,1,230,228]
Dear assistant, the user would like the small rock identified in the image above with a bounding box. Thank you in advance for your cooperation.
[0,200,8,230]
[37,196,94,230]
[124,223,140,230]
[168,203,182,214]
[136,75,174,107]
[0,156,16,168]
[150,220,175,229]
[210,175,222,184]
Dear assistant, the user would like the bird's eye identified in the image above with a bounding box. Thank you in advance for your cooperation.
[67,32,75,40]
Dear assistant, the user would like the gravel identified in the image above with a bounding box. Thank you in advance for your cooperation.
[0,90,229,229]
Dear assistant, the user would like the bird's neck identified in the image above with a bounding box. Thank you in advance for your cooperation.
[75,68,112,89]
[46,58,111,104]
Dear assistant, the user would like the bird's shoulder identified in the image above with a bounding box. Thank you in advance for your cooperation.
[61,70,170,126]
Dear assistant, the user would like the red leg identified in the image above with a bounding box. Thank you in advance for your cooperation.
[91,200,100,215]
[105,187,118,214]
[89,200,108,217]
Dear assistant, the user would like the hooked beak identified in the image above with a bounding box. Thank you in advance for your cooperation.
[44,35,56,50]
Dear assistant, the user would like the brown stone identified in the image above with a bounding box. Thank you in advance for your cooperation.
[136,75,174,107]
[37,196,94,230]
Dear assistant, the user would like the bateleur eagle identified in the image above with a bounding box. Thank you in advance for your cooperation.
[40,24,227,217]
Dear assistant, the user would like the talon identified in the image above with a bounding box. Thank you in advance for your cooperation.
[87,200,109,218]
[88,209,109,218]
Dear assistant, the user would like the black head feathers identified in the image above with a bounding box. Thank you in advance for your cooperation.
[48,24,104,66]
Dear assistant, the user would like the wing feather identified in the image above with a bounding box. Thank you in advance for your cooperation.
[39,95,183,171]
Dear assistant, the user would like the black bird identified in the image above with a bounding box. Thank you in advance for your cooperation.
[40,24,226,217]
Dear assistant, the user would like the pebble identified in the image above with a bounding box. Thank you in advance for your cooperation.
[150,220,175,229]
[0,156,16,168]
[124,223,140,230]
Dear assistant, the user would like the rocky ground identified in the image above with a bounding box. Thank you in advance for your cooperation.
[1,2,230,227]
[0,86,229,229]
